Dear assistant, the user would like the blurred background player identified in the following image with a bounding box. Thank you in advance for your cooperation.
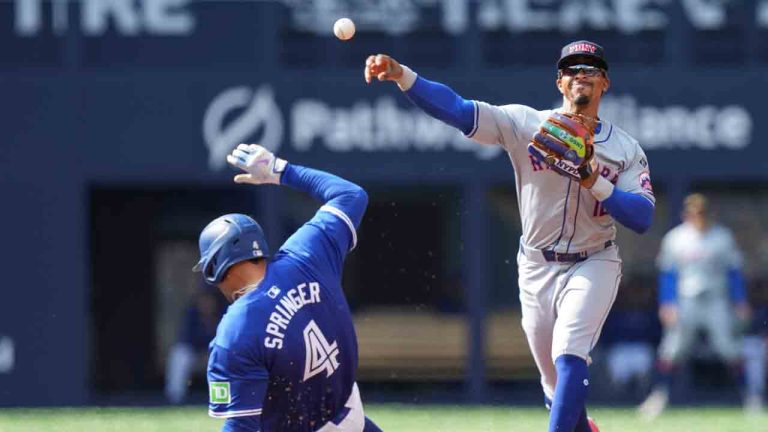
[364,40,655,432]
[165,287,224,404]
[194,144,382,432]
[638,193,751,419]
[742,278,768,414]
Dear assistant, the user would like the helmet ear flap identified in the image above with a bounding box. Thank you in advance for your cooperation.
[204,253,219,283]
[203,257,216,283]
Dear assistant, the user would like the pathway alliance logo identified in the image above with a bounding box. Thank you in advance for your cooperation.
[202,85,284,171]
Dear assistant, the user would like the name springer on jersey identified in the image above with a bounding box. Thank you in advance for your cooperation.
[264,282,322,350]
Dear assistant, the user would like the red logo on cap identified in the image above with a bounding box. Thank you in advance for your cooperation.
[569,43,597,54]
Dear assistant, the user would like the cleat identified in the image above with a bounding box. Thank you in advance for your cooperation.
[638,388,669,421]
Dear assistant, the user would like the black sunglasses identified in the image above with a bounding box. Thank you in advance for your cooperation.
[559,65,606,78]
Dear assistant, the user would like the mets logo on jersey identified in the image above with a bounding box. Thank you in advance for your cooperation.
[302,320,340,382]
[640,171,654,195]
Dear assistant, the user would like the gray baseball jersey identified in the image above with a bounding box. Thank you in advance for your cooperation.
[657,223,743,299]
[656,223,744,363]
[468,103,655,252]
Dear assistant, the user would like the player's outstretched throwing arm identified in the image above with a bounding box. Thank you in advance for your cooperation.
[365,54,653,234]
[365,54,476,136]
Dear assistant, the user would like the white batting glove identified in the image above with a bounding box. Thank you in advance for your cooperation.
[226,143,287,185]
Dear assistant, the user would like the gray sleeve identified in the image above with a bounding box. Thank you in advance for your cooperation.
[616,141,656,205]
[466,102,538,151]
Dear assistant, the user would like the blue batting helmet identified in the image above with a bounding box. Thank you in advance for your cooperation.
[192,213,270,284]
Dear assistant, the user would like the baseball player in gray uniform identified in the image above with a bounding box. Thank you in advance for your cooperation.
[364,40,655,432]
[638,193,751,419]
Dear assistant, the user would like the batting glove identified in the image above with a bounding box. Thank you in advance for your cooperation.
[226,143,287,185]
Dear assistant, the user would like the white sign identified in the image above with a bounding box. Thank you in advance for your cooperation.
[598,94,753,150]
[203,85,753,171]
[203,85,284,171]
[14,0,768,38]
[202,85,501,171]
[14,0,195,36]
[281,0,768,35]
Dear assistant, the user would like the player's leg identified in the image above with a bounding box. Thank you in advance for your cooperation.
[517,252,559,400]
[543,396,592,432]
[549,250,622,432]
[549,355,591,432]
[743,335,766,413]
[704,299,747,405]
[705,299,741,362]
[165,343,197,404]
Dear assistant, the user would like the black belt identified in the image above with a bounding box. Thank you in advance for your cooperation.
[541,240,615,263]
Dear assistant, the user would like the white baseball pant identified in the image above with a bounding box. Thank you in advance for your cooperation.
[316,383,366,432]
[517,243,622,399]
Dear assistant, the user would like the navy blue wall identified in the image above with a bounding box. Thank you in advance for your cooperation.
[1,0,767,405]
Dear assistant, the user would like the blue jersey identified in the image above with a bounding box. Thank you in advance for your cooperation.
[207,164,367,432]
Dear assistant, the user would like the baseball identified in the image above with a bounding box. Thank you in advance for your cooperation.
[333,18,355,41]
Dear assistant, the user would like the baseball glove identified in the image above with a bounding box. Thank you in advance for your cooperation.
[527,112,598,186]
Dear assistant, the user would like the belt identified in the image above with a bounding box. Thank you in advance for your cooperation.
[522,240,615,264]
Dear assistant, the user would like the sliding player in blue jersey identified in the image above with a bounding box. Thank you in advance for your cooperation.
[193,144,383,432]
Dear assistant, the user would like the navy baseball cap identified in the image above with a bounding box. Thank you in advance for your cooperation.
[557,40,608,71]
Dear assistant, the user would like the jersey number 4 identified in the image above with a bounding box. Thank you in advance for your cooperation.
[302,320,340,382]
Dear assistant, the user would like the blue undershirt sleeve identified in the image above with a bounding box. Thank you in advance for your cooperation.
[658,270,677,305]
[281,164,368,229]
[602,188,654,234]
[727,268,747,303]
[404,76,476,135]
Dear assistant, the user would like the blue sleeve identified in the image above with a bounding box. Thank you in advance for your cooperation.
[728,268,747,303]
[602,188,654,234]
[281,164,367,231]
[208,343,268,421]
[658,270,677,305]
[404,76,476,135]
[279,163,369,277]
[222,416,261,432]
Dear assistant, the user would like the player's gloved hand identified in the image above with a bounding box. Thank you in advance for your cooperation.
[226,143,287,185]
[527,112,599,187]
[364,54,404,84]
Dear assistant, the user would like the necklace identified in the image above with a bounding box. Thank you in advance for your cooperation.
[232,278,263,301]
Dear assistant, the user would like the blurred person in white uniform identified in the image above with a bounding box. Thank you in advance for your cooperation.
[639,193,752,418]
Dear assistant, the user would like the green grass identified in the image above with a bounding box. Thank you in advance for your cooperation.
[0,405,764,431]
